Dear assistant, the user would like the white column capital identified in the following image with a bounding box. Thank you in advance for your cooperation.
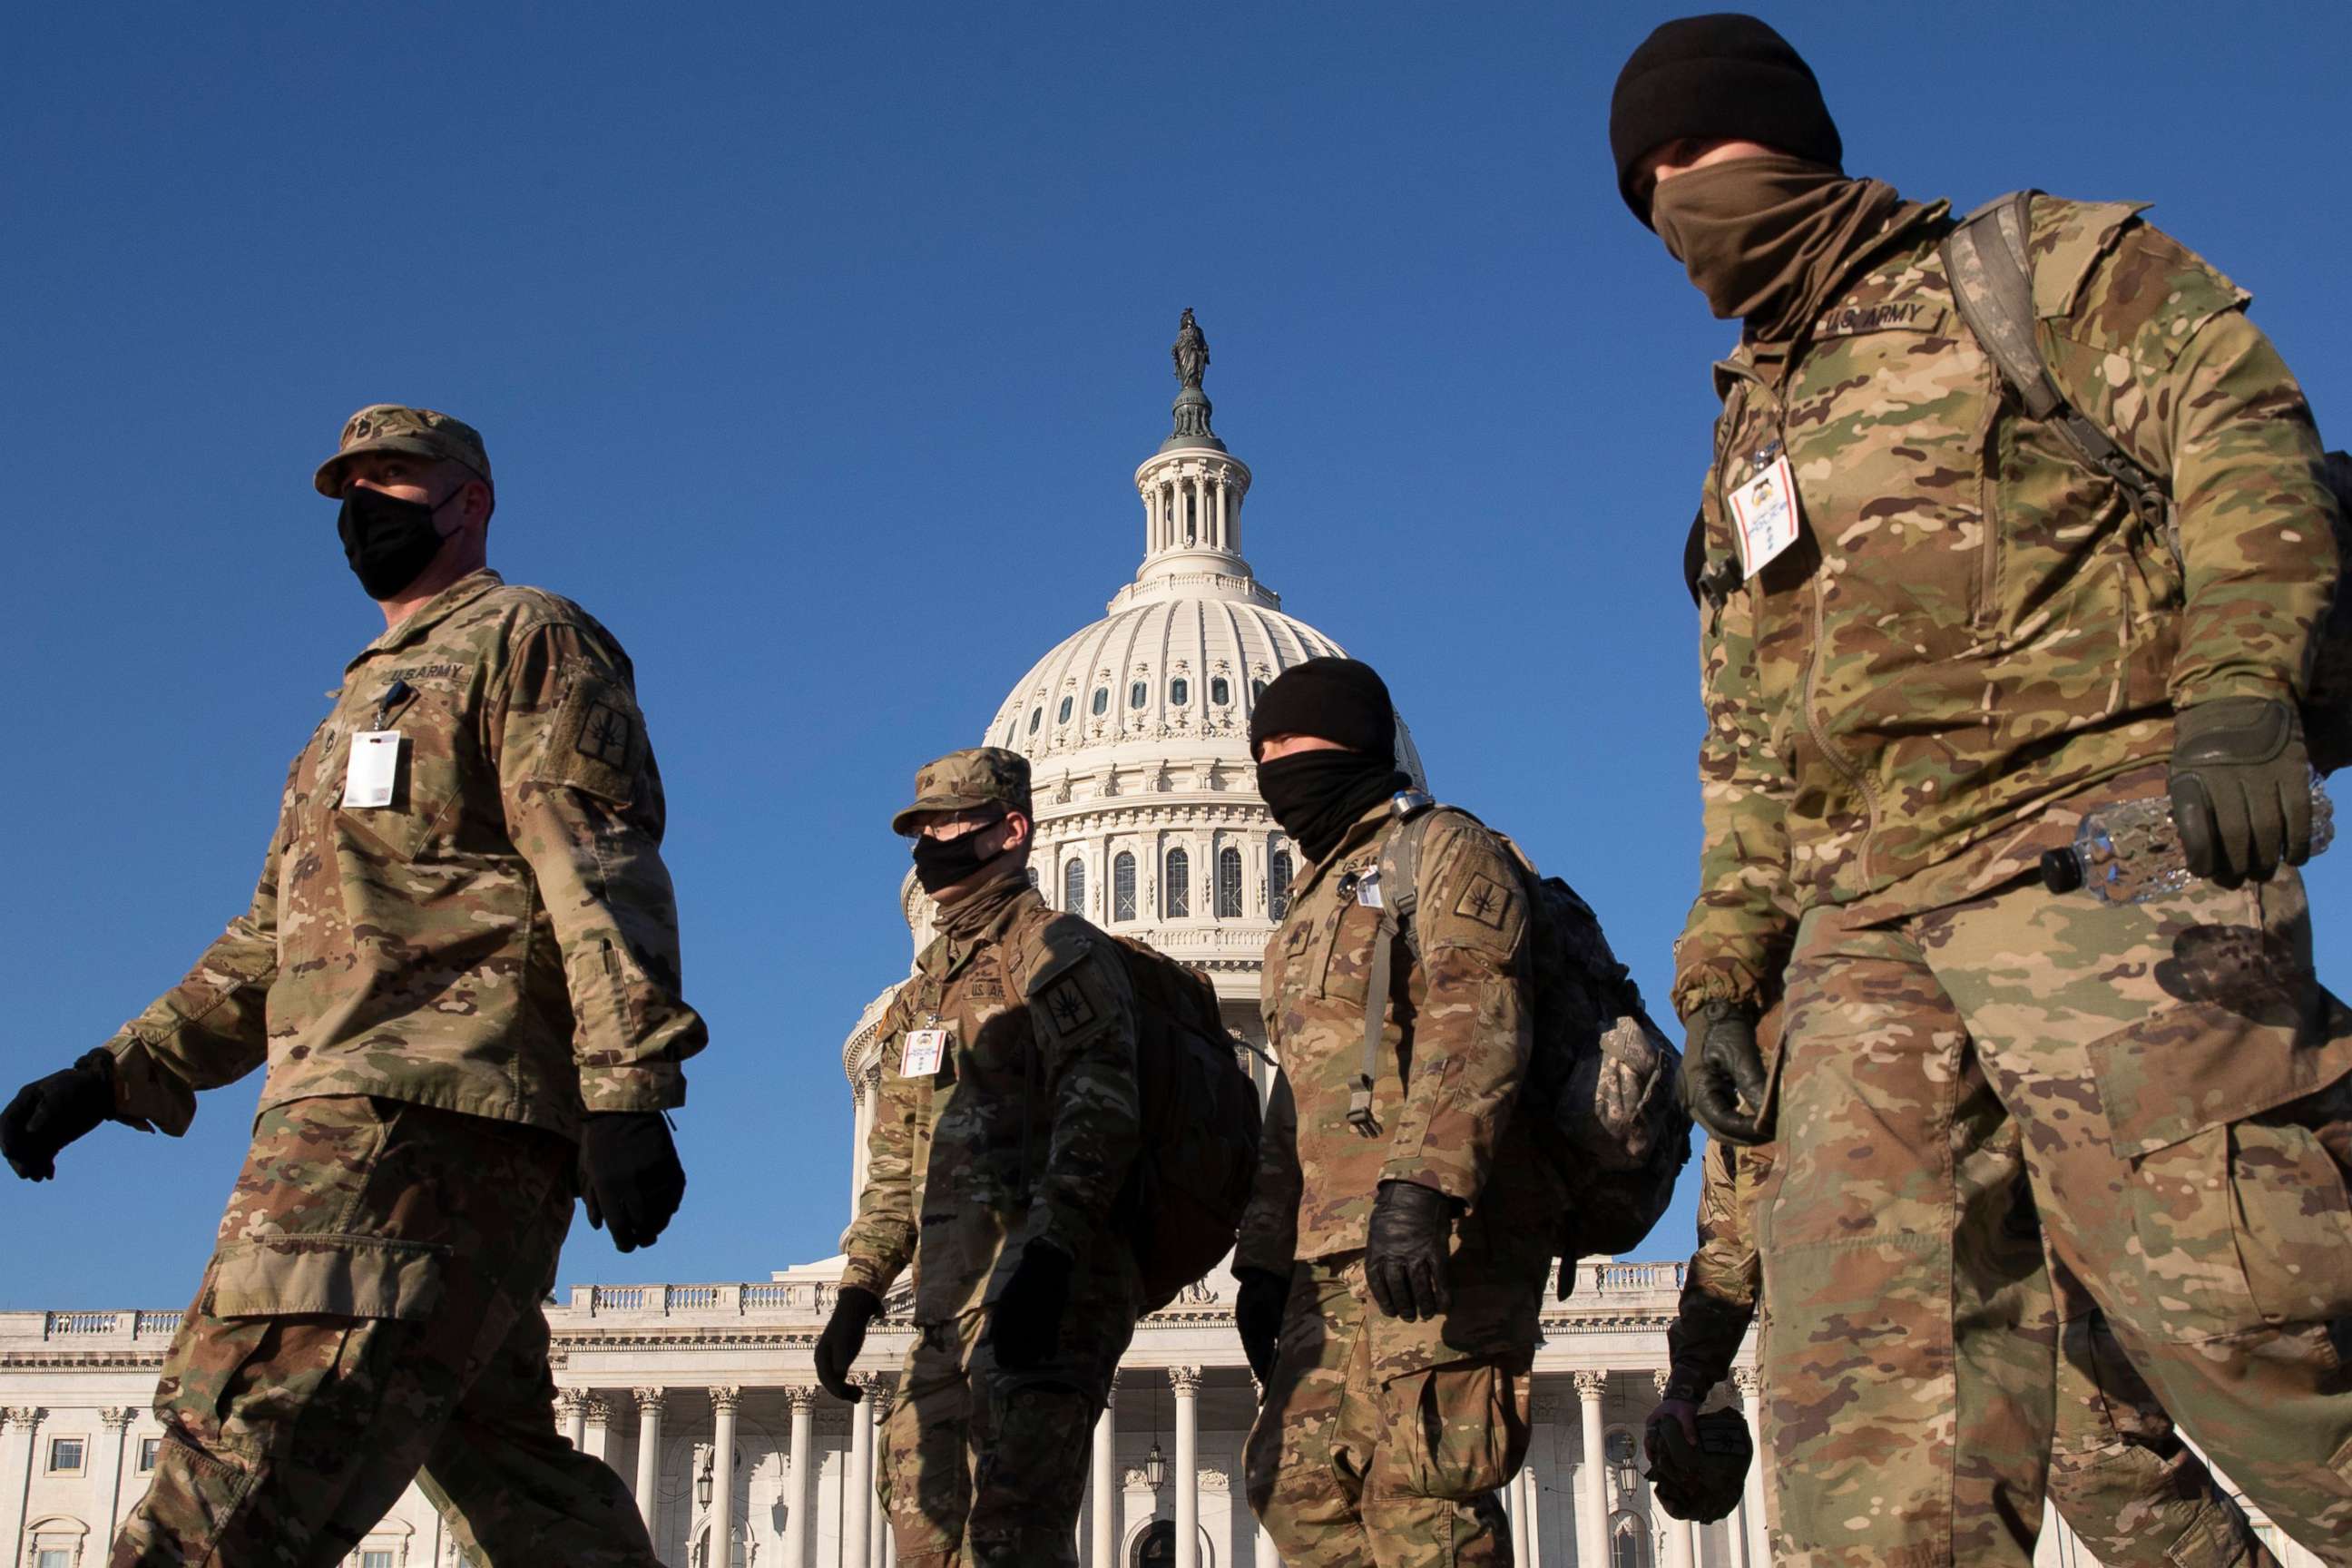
[1168,1365,1202,1396]
[710,1385,742,1415]
[633,1387,667,1415]
[787,1384,821,1410]
[583,1396,612,1425]
[1652,1368,1673,1395]
[1573,1370,1608,1401]
[100,1406,136,1431]
[1732,1367,1763,1399]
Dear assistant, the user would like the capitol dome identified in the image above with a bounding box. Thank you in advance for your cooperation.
[844,317,1424,1149]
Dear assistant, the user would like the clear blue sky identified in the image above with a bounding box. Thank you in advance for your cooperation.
[3,2,2347,1308]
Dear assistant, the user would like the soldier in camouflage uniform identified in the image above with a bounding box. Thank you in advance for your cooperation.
[1234,658,1563,1568]
[1611,15,2352,1564]
[1653,1130,2278,1564]
[0,405,703,1566]
[814,747,1144,1568]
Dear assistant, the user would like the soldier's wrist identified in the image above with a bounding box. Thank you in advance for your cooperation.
[1661,1371,1712,1405]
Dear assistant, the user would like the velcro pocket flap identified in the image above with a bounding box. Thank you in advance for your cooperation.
[208,1234,449,1320]
[2090,995,2352,1159]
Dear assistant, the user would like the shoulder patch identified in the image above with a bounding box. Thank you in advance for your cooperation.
[1036,968,1102,1039]
[1454,873,1515,931]
[531,674,643,803]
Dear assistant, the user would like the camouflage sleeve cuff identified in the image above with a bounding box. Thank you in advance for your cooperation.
[105,1034,194,1138]
[576,1064,687,1114]
[2171,671,2299,710]
[836,1256,901,1299]
[1661,1368,1715,1405]
[1670,964,1768,1023]
[1376,1161,1478,1207]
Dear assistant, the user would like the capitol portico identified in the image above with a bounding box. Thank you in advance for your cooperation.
[0,324,2311,1567]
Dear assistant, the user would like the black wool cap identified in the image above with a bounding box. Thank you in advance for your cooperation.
[1609,13,1843,227]
[1249,657,1396,761]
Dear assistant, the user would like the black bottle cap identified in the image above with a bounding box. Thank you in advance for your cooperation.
[2039,848,2084,895]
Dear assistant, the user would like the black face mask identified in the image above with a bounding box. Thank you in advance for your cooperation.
[911,817,1010,896]
[337,484,466,600]
[1257,750,1406,865]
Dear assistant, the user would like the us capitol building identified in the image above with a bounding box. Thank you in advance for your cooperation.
[0,323,2305,1568]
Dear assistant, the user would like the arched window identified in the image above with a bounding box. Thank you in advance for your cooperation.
[1269,848,1292,920]
[1163,848,1191,918]
[1610,1513,1651,1568]
[1132,1519,1176,1567]
[1210,676,1231,705]
[1027,707,1041,735]
[1217,846,1243,918]
[1091,687,1110,717]
[1251,677,1268,701]
[1058,695,1073,724]
[1063,858,1085,914]
[1170,677,1190,706]
[1129,680,1148,710]
[1112,852,1137,922]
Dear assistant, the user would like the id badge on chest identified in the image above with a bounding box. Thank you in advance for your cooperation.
[901,1028,951,1078]
[340,731,404,808]
[1727,452,1801,577]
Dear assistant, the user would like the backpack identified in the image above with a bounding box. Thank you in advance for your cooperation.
[1101,936,1265,1314]
[1357,795,1693,1261]
[1942,191,2352,773]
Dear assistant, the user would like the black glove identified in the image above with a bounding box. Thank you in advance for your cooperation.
[1681,1001,1769,1146]
[2170,697,2314,890]
[2,1049,118,1181]
[1234,1268,1289,1387]
[815,1286,883,1402]
[577,1111,686,1253]
[989,1241,1074,1371]
[1646,1406,1754,1523]
[1365,1179,1455,1321]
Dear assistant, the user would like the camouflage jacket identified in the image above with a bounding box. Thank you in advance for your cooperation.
[1236,802,1548,1272]
[105,571,705,1140]
[838,877,1142,1324]
[1662,1139,1775,1403]
[1675,198,2341,1015]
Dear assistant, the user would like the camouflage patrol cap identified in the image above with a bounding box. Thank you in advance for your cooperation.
[891,747,1033,836]
[313,404,494,497]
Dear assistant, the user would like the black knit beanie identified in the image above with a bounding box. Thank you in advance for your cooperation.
[1249,657,1396,761]
[1609,14,1843,227]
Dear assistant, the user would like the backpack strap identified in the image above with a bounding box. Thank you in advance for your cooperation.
[1348,791,1444,1137]
[1942,191,2177,556]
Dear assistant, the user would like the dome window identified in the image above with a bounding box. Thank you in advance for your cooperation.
[1092,687,1110,717]
[1163,848,1190,918]
[1063,858,1086,914]
[1216,847,1244,919]
[1269,848,1293,920]
[1058,695,1074,724]
[1129,680,1148,710]
[1112,852,1137,922]
[1027,707,1042,735]
[1170,677,1190,706]
[1210,677,1231,706]
[1251,678,1268,701]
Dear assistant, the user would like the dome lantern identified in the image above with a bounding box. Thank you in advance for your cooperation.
[1133,309,1256,594]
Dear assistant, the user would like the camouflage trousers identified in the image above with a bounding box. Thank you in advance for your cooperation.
[1245,1250,1544,1568]
[113,1094,656,1568]
[1759,857,2352,1568]
[878,1294,1139,1568]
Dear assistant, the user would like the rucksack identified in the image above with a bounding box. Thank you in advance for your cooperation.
[1101,935,1265,1314]
[1943,191,2352,773]
[1357,795,1692,1261]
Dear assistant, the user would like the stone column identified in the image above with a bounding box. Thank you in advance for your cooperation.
[1251,1376,1278,1566]
[1575,1371,1609,1568]
[2,1407,43,1564]
[844,1379,877,1568]
[870,1387,892,1568]
[1090,1376,1118,1568]
[583,1396,612,1462]
[1519,1464,1544,1566]
[1171,1367,1201,1568]
[1507,1461,1529,1565]
[632,1389,666,1540]
[1734,1368,1769,1568]
[710,1387,740,1568]
[558,1389,589,1452]
[784,1386,818,1568]
[95,1406,134,1544]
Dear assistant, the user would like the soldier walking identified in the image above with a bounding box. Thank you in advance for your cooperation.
[815,747,1145,1568]
[1235,657,1563,1568]
[1610,15,2352,1563]
[0,405,704,1564]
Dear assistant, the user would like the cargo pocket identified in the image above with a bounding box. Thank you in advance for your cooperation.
[208,1234,449,1320]
[1377,1360,1524,1502]
[2092,1009,2352,1342]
